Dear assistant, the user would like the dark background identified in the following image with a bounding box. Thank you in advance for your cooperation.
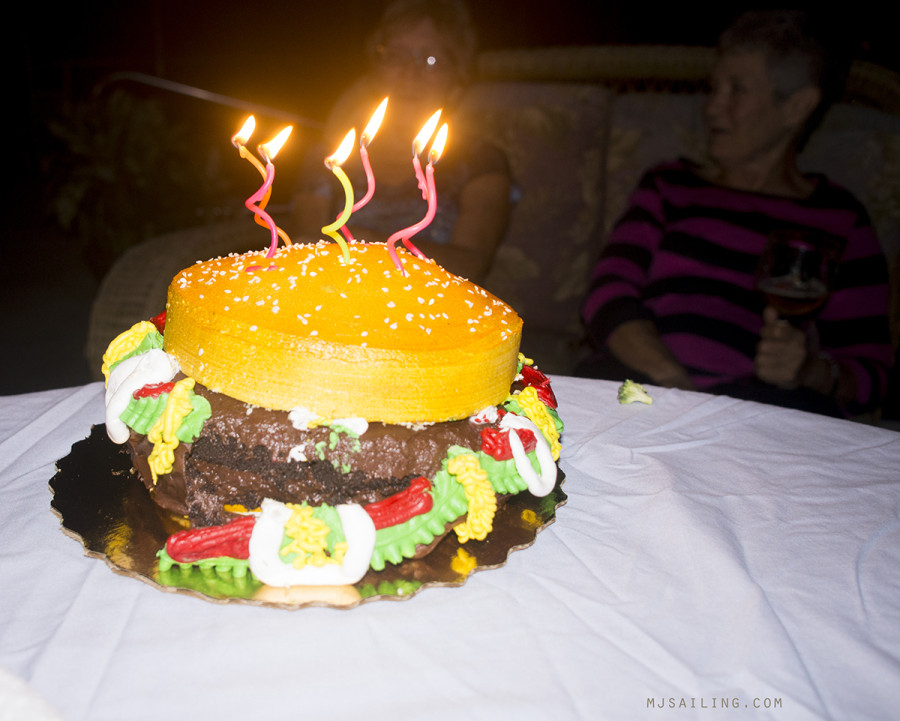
[3,1,895,396]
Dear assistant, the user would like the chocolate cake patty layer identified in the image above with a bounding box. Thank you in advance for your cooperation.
[127,380,490,526]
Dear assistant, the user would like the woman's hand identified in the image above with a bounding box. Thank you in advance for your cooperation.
[607,320,696,390]
[754,307,808,387]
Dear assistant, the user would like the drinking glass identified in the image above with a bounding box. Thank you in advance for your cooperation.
[756,230,840,320]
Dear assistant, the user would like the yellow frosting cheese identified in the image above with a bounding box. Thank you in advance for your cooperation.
[147,377,197,482]
[280,504,347,569]
[101,320,159,383]
[163,242,523,423]
[448,452,496,543]
[515,385,562,460]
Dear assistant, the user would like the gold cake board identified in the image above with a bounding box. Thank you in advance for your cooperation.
[50,425,567,609]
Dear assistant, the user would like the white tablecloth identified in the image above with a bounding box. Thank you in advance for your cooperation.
[1,378,898,720]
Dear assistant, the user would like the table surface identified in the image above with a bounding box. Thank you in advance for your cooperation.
[1,378,898,721]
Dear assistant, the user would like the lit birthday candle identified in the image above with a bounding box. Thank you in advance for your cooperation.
[386,122,448,272]
[246,125,293,260]
[412,110,442,198]
[231,116,263,174]
[231,116,293,254]
[320,129,356,264]
[357,96,389,210]
[339,96,388,242]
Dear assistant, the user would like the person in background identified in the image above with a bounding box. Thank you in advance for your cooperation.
[291,0,510,283]
[578,10,893,417]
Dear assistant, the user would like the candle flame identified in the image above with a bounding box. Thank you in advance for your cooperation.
[412,109,442,157]
[232,115,256,148]
[429,123,449,164]
[361,97,389,147]
[326,129,357,168]
[258,126,293,163]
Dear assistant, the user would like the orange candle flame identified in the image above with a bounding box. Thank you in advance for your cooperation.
[326,129,357,168]
[361,97,389,147]
[429,123,449,164]
[412,110,442,156]
[231,115,256,148]
[258,125,293,164]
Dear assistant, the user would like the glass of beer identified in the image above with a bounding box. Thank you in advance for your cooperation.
[756,230,841,321]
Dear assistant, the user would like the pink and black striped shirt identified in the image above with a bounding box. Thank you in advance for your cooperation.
[582,160,893,412]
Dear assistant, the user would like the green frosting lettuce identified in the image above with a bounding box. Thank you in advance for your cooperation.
[547,407,564,435]
[119,393,168,435]
[314,441,327,460]
[118,387,211,442]
[370,445,472,571]
[176,393,212,442]
[503,396,524,416]
[326,427,362,471]
[476,451,531,496]
[157,549,261,599]
[330,422,363,440]
[358,579,422,598]
[368,442,551,571]
[157,547,252,576]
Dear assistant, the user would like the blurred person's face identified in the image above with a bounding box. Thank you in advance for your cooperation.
[373,18,460,119]
[704,51,805,171]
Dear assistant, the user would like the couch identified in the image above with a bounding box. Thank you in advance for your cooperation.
[86,45,900,379]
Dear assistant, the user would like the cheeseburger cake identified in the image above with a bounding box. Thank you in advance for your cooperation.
[101,241,563,590]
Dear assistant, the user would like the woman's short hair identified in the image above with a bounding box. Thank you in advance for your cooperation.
[719,10,848,146]
[365,0,478,84]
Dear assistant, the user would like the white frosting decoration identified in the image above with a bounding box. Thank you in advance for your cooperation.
[500,412,557,497]
[104,349,180,444]
[288,407,321,429]
[248,499,376,587]
[331,417,368,436]
[287,409,368,437]
[470,406,499,425]
[288,446,308,462]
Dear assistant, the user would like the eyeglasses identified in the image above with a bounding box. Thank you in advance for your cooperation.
[375,44,452,74]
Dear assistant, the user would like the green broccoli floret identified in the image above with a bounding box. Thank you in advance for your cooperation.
[617,379,653,405]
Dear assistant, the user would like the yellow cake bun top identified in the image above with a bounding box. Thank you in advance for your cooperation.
[163,241,523,422]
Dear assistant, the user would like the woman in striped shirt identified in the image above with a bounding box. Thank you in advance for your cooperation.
[579,11,893,416]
